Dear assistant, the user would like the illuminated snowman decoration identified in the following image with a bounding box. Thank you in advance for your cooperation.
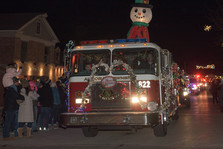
[127,0,153,42]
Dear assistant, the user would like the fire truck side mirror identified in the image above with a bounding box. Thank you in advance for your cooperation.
[161,49,171,69]
[164,56,168,68]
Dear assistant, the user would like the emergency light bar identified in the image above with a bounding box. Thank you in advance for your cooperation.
[79,38,147,45]
[116,38,147,43]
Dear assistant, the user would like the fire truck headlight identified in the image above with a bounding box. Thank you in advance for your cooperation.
[140,97,147,102]
[131,97,139,103]
[131,96,147,103]
[183,91,188,96]
[84,98,90,104]
[75,98,90,104]
[147,102,158,112]
[75,98,82,104]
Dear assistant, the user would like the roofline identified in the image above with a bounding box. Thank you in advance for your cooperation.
[18,13,47,31]
[42,18,60,43]
[18,13,60,43]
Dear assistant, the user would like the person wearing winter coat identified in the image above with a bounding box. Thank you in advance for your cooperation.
[56,81,67,113]
[10,77,23,137]
[17,80,39,138]
[210,79,220,103]
[2,79,24,141]
[2,63,22,92]
[37,76,53,131]
[49,82,61,128]
[29,80,39,132]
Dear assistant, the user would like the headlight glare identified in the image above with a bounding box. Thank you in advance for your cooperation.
[75,98,90,104]
[132,97,139,103]
[140,96,147,102]
[75,98,82,104]
[183,91,188,96]
[131,96,147,103]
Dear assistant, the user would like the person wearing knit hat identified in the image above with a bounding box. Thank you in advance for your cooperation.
[49,82,61,129]
[29,80,39,132]
[29,80,38,92]
[2,78,24,140]
[2,63,22,91]
[17,79,39,138]
[40,76,46,84]
[38,76,53,131]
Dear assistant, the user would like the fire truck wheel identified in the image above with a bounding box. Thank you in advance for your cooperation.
[153,122,167,137]
[82,127,98,137]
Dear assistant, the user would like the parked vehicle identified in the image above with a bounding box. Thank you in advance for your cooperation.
[189,78,200,95]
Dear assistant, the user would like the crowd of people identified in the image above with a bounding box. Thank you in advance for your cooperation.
[1,63,67,141]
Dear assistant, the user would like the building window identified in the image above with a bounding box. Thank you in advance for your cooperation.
[21,41,28,62]
[44,47,50,64]
[37,22,41,34]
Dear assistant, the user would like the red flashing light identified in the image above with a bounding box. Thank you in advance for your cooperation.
[89,40,98,44]
[72,54,76,66]
[196,74,201,79]
[80,41,88,45]
[98,40,108,44]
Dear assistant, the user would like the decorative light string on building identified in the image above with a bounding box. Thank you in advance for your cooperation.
[196,64,215,69]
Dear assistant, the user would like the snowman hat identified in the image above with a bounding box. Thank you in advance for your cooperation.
[132,0,153,8]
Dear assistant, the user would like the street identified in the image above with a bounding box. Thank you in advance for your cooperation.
[1,90,223,149]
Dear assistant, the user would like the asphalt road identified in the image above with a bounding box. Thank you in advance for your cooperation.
[1,90,223,149]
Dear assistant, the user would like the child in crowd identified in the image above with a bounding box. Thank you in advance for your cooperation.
[17,79,39,138]
[29,80,39,132]
[2,63,22,92]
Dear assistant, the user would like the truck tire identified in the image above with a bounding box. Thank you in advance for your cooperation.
[153,122,167,137]
[82,127,98,137]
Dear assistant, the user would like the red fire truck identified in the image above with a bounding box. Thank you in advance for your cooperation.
[59,39,179,137]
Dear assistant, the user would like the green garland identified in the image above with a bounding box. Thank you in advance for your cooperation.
[75,59,177,113]
[75,60,147,112]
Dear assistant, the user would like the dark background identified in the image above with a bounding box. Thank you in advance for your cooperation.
[0,0,222,75]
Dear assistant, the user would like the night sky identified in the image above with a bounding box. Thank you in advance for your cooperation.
[0,0,222,75]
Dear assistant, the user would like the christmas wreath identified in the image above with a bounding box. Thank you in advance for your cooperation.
[75,59,147,112]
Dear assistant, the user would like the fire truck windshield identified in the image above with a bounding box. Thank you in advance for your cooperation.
[112,47,158,75]
[70,47,158,76]
[71,49,111,76]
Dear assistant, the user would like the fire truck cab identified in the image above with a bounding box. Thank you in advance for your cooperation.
[59,39,179,137]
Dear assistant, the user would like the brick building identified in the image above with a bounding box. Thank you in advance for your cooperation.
[0,13,63,107]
